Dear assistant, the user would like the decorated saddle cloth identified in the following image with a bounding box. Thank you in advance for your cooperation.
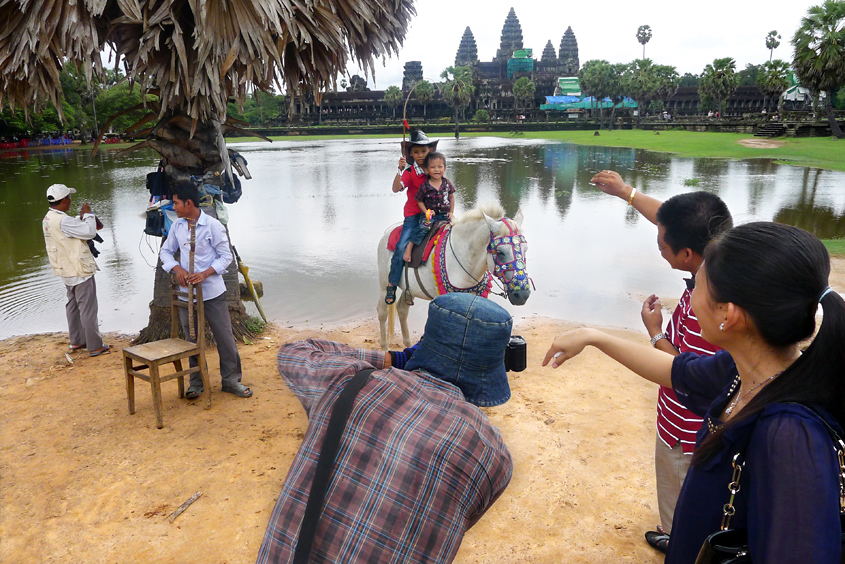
[387,221,448,267]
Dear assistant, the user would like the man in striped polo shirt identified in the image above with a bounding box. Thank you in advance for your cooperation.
[591,170,732,554]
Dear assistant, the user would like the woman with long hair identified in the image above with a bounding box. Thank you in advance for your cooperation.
[545,222,845,563]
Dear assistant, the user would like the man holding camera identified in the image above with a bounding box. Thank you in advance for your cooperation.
[257,293,518,564]
[42,183,109,356]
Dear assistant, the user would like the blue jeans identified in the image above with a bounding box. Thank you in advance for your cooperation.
[388,214,420,286]
[409,213,449,245]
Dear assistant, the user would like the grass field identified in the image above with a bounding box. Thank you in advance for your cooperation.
[222,129,845,172]
[822,239,845,257]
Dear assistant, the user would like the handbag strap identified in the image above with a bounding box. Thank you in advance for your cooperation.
[292,368,375,564]
[720,403,845,530]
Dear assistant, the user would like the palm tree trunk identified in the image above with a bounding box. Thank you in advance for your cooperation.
[827,90,844,138]
[454,107,460,139]
[609,105,617,131]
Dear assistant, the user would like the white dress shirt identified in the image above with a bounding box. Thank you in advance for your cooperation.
[159,211,232,301]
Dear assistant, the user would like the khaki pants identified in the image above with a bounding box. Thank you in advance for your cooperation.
[654,433,692,533]
[66,276,102,351]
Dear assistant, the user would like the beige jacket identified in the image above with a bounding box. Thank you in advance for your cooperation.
[43,209,97,279]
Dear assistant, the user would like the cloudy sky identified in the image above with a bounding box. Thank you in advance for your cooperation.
[344,0,819,90]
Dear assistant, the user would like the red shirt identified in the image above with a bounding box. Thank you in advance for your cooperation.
[400,163,427,217]
[657,280,721,454]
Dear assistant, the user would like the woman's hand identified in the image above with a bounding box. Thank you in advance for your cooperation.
[543,329,596,368]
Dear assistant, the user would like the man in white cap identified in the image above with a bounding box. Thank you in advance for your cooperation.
[42,183,108,356]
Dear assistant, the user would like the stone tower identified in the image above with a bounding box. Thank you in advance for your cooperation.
[496,8,523,61]
[455,27,479,67]
[402,61,423,91]
[559,27,580,76]
[541,40,557,62]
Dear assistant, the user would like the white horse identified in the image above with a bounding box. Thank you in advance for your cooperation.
[376,202,531,350]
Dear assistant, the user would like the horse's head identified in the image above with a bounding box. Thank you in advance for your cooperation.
[483,210,531,306]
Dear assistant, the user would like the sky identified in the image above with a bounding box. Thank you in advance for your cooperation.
[344,0,819,90]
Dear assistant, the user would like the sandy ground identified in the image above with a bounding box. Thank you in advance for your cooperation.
[736,138,786,149]
[2,259,843,564]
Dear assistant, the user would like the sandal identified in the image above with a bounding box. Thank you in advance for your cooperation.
[385,285,397,305]
[185,385,204,400]
[222,383,253,398]
[645,530,670,554]
[89,344,110,357]
[69,344,85,351]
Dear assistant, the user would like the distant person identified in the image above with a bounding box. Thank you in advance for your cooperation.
[403,151,455,262]
[544,222,845,564]
[590,170,733,554]
[159,182,252,399]
[385,129,438,305]
[257,293,514,564]
[42,183,109,356]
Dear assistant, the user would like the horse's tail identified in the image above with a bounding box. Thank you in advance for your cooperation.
[387,302,396,341]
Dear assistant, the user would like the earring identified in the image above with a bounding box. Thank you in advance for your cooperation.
[719,322,725,331]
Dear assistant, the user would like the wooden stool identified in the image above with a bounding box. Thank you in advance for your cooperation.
[123,283,211,428]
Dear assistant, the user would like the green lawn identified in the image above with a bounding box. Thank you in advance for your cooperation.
[822,239,845,257]
[223,129,845,172]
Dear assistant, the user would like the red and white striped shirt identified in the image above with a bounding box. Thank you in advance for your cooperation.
[658,279,720,454]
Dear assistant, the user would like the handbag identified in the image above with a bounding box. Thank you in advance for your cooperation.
[695,405,845,564]
[144,208,165,237]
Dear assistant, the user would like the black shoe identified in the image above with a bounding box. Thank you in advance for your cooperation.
[645,530,670,554]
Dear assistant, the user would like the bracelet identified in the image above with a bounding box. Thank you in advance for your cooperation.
[650,332,668,347]
[627,187,637,206]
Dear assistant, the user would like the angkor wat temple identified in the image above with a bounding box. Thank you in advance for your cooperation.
[295,8,581,123]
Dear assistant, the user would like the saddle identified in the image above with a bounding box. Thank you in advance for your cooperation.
[387,221,449,268]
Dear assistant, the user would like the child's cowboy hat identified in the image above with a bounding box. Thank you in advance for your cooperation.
[401,129,438,158]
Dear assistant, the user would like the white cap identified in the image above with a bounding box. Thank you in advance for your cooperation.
[46,184,77,203]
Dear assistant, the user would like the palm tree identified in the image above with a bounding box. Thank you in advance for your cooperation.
[699,57,738,117]
[440,66,475,139]
[636,25,653,59]
[758,60,791,115]
[654,65,680,111]
[0,0,416,341]
[384,86,403,119]
[512,77,536,121]
[766,30,782,61]
[792,0,845,138]
[623,59,659,128]
[578,60,614,129]
[414,80,435,120]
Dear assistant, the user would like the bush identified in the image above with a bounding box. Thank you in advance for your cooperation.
[473,109,490,123]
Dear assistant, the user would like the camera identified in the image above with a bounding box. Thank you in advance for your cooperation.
[504,335,527,372]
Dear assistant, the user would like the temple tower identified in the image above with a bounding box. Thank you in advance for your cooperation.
[541,40,557,62]
[559,27,580,76]
[496,8,523,61]
[402,61,423,91]
[455,27,479,67]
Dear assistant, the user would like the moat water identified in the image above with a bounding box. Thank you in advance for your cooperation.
[1,137,843,339]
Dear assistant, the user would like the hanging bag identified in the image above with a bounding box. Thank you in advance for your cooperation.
[146,161,170,197]
[695,404,845,564]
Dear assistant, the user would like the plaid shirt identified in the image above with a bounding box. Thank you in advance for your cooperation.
[415,177,455,216]
[256,339,513,564]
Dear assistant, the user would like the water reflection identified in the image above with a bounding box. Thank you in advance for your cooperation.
[1,138,843,339]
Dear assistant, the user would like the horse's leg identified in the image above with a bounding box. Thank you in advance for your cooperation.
[397,291,413,348]
[377,298,389,351]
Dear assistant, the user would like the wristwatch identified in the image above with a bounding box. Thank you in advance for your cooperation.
[650,332,668,347]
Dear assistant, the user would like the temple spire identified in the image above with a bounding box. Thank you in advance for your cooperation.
[559,26,580,75]
[496,8,523,61]
[541,40,556,62]
[455,27,478,67]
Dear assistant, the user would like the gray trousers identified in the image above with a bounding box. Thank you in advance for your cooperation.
[178,293,242,389]
[66,276,103,351]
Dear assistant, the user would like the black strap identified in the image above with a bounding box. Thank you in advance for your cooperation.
[292,368,374,564]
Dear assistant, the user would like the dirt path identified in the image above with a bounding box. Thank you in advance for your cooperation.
[2,259,843,563]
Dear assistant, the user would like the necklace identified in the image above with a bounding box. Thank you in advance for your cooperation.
[724,374,778,416]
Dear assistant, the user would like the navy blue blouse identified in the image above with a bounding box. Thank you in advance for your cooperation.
[667,351,842,564]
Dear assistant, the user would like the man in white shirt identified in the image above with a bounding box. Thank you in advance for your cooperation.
[42,184,109,356]
[159,183,252,399]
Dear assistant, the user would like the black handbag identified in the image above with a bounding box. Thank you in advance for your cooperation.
[144,208,165,237]
[146,161,170,197]
[695,405,845,564]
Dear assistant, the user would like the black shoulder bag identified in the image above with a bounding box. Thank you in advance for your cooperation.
[292,368,374,564]
[695,405,845,564]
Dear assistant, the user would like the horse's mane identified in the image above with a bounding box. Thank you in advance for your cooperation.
[453,202,514,236]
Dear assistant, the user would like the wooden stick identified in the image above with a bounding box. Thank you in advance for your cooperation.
[187,218,197,340]
[401,81,418,152]
[168,491,203,523]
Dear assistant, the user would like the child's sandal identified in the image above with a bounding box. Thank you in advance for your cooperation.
[385,285,397,305]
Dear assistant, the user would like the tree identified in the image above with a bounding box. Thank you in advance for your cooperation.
[636,25,653,59]
[384,86,403,119]
[766,30,782,61]
[578,60,615,129]
[653,64,679,111]
[512,77,536,120]
[473,108,490,123]
[440,66,475,139]
[679,73,700,87]
[414,80,435,119]
[623,59,660,128]
[606,63,629,130]
[792,0,845,138]
[758,60,791,114]
[699,57,738,116]
[737,63,763,86]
